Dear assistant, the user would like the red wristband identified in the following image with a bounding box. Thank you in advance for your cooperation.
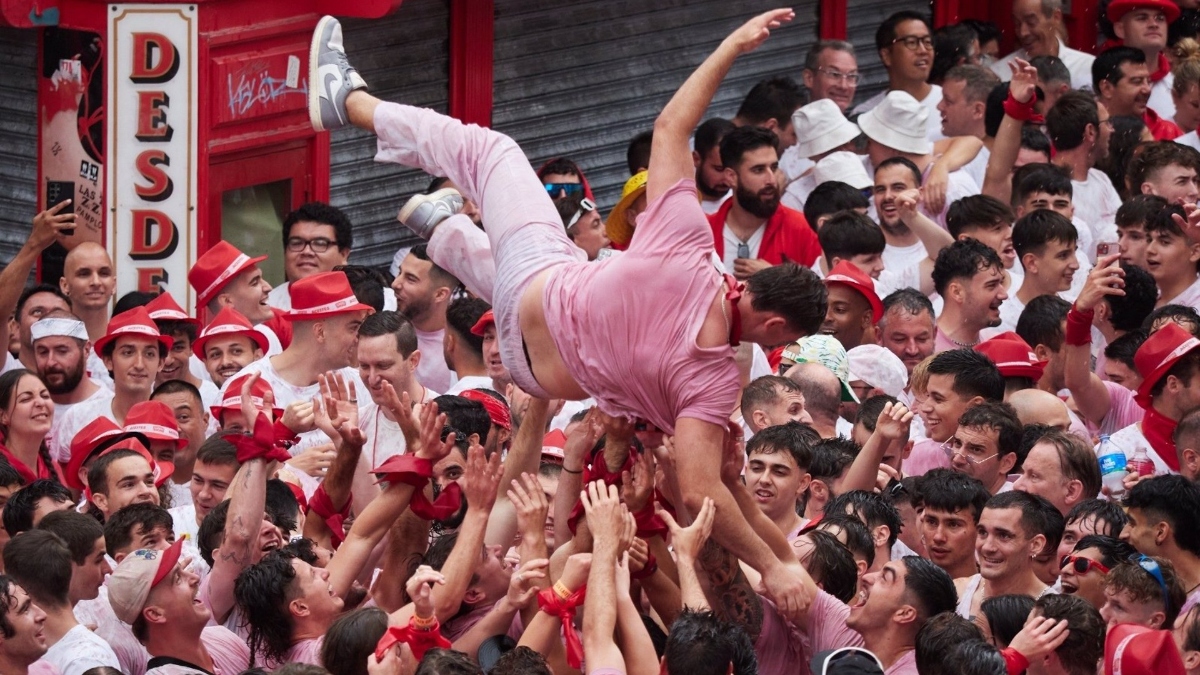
[1065,306,1094,346]
[1001,647,1030,675]
[1003,91,1044,124]
[630,553,658,581]
[232,413,292,464]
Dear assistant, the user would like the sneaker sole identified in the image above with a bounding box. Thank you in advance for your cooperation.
[397,188,462,228]
[308,15,337,132]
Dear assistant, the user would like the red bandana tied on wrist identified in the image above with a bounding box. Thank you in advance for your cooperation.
[537,586,588,668]
[374,616,451,661]
[1003,91,1044,124]
[373,454,464,520]
[232,413,293,464]
[309,484,351,548]
[1065,306,1094,346]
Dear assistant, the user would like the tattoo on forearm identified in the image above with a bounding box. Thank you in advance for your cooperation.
[696,539,764,641]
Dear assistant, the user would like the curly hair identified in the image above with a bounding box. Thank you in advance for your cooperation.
[235,549,299,666]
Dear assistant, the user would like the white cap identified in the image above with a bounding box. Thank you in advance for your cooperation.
[791,99,862,159]
[846,344,909,399]
[813,151,872,190]
[857,91,932,155]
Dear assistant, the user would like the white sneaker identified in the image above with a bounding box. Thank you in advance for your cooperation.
[308,15,368,132]
[397,188,465,239]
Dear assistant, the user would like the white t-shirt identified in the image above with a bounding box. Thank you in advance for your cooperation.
[169,503,200,544]
[1071,169,1122,245]
[1178,130,1200,151]
[1150,73,1176,123]
[444,375,495,396]
[962,143,990,190]
[992,40,1095,92]
[883,242,928,274]
[50,389,117,464]
[168,480,192,508]
[86,352,114,390]
[357,386,438,469]
[782,173,817,213]
[853,85,947,142]
[144,626,251,675]
[701,192,731,214]
[75,587,150,675]
[997,294,1026,333]
[39,623,120,675]
[413,327,453,393]
[1162,276,1200,311]
[254,323,283,356]
[721,224,767,275]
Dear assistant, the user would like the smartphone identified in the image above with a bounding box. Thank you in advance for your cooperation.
[46,180,75,236]
[1096,241,1119,258]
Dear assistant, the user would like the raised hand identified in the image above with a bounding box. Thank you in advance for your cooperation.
[895,188,923,223]
[463,442,502,512]
[281,400,316,434]
[659,496,715,563]
[874,401,914,443]
[621,450,655,514]
[30,200,75,250]
[405,564,446,619]
[319,371,360,430]
[1008,57,1038,104]
[287,443,336,478]
[414,402,457,462]
[564,408,602,471]
[723,8,795,54]
[1074,253,1125,313]
[508,472,550,543]
[1008,615,1070,661]
[582,480,627,545]
[240,372,272,425]
[560,552,593,592]
[1174,203,1200,244]
[504,558,549,610]
[380,382,422,448]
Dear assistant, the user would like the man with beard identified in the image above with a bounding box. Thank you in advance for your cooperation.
[694,117,735,214]
[392,244,459,393]
[932,239,1008,352]
[707,125,823,278]
[33,310,109,437]
[1095,47,1181,141]
[1047,92,1122,245]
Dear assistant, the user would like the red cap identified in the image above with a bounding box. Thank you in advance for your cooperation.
[975,331,1046,381]
[1104,624,1186,675]
[125,400,186,449]
[1135,322,1200,408]
[283,271,374,321]
[192,307,269,360]
[64,418,146,491]
[470,309,495,337]
[1107,0,1181,23]
[212,373,283,421]
[824,261,883,324]
[96,438,175,487]
[542,429,567,463]
[188,242,268,309]
[144,292,200,327]
[93,307,174,359]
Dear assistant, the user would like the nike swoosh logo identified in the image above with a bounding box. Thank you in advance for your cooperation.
[319,64,345,123]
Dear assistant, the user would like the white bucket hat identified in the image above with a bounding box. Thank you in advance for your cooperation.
[857,91,932,155]
[792,99,862,159]
[847,344,909,399]
[814,151,872,190]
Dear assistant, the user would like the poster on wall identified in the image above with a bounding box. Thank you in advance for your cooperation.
[39,28,106,283]
[106,3,198,308]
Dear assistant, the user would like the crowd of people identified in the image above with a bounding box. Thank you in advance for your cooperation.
[12,3,1200,675]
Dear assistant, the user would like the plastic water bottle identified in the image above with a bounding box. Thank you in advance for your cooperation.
[1098,435,1128,498]
[1128,445,1156,478]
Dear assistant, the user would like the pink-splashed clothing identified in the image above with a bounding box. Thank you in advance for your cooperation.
[373,102,738,432]
[754,596,805,675]
[145,627,250,675]
[902,438,952,477]
[794,590,865,675]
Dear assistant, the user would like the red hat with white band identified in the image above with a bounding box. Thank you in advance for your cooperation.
[145,292,200,327]
[93,307,174,359]
[125,400,187,449]
[188,241,268,309]
[212,373,283,421]
[975,331,1046,382]
[96,437,175,487]
[824,261,883,324]
[283,271,374,321]
[192,307,269,359]
[1135,322,1200,408]
[64,417,148,491]
[470,309,495,337]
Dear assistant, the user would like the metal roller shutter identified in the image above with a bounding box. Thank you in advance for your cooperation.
[0,27,37,265]
[847,0,934,107]
[330,0,450,270]
[492,0,821,212]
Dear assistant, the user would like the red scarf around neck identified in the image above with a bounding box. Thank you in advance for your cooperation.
[1142,407,1180,472]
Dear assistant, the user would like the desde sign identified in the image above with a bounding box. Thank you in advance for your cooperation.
[106,4,198,309]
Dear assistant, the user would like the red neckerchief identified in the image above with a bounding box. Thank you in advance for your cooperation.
[1142,409,1181,472]
[724,273,743,347]
[1151,52,1171,83]
[0,444,39,484]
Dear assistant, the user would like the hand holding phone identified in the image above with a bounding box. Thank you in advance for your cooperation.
[46,180,76,236]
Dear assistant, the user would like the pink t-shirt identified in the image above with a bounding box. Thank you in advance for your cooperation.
[886,650,919,675]
[1098,380,1145,437]
[145,627,250,675]
[902,439,951,477]
[754,596,805,675]
[284,637,324,666]
[795,590,865,675]
[542,179,740,434]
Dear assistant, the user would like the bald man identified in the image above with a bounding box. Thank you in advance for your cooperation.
[786,361,848,439]
[59,242,116,342]
[1007,388,1072,431]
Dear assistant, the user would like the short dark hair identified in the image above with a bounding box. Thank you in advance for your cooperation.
[112,291,156,316]
[1016,294,1070,353]
[1032,493,1067,556]
[818,211,885,266]
[984,488,1059,540]
[957,402,1025,466]
[931,25,981,83]
[916,468,992,523]
[491,646,553,675]
[901,556,958,622]
[854,394,897,433]
[1103,328,1148,373]
[2,479,72,536]
[282,202,352,250]
[804,530,859,603]
[815,513,876,569]
[809,439,856,483]
[626,130,654,175]
[336,264,390,313]
[1012,210,1078,261]
[154,319,197,345]
[195,431,241,468]
[735,76,805,129]
[803,181,871,228]
[741,375,803,422]
[236,549,301,666]
[876,11,931,52]
[321,607,388,675]
[0,463,24,491]
[15,284,70,319]
[151,379,203,409]
[1033,594,1105,675]
[1106,555,1187,627]
[266,479,300,536]
[444,297,490,356]
[916,612,985,675]
[1145,202,1189,241]
[1126,475,1200,556]
[827,490,902,548]
[1012,163,1074,207]
[927,349,1005,402]
[1066,499,1128,540]
[746,262,828,336]
[87,449,147,500]
[948,640,1008,675]
[1046,91,1100,152]
[415,649,484,675]
[1117,194,1169,230]
[357,310,418,358]
[2,529,70,607]
[433,395,491,446]
[719,125,780,171]
[409,244,460,292]
[103,503,174,558]
[197,500,228,567]
[37,509,104,565]
[538,157,582,181]
[1144,303,1200,336]
[1073,534,1137,569]
[694,118,735,159]
[1128,142,1200,192]
[932,238,1004,298]
[947,195,1015,240]
[875,157,923,186]
[664,609,756,675]
[1021,126,1053,158]
[1093,46,1147,94]
[1105,266,1156,333]
[980,595,1036,648]
[1032,54,1072,86]
[745,421,818,473]
[882,288,936,324]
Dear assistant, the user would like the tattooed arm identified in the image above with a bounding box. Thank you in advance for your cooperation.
[207,455,266,623]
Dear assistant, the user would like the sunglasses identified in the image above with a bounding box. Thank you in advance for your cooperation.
[1135,554,1171,607]
[544,183,582,196]
[1060,555,1110,576]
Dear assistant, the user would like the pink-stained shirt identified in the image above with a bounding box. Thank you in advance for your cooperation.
[542,180,740,434]
[754,596,805,675]
[29,662,61,675]
[886,650,919,675]
[902,439,951,477]
[795,590,865,675]
[145,627,251,675]
[284,638,324,667]
[1098,380,1145,437]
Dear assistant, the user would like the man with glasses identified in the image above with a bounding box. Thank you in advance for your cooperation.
[1100,554,1187,629]
[1123,475,1200,614]
[956,490,1057,619]
[1095,46,1182,140]
[852,11,945,143]
[1109,0,1180,121]
[992,0,1095,91]
[1060,534,1136,610]
[944,401,1023,495]
[267,202,363,312]
[801,41,859,114]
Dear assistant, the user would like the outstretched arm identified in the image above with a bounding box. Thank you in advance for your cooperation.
[0,202,73,363]
[982,60,1038,203]
[648,9,795,203]
[1064,256,1124,425]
